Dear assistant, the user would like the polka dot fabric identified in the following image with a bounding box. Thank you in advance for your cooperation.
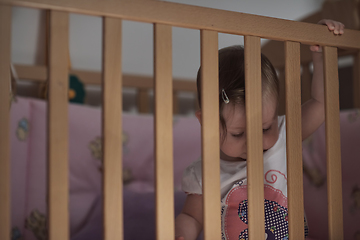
[236,199,308,240]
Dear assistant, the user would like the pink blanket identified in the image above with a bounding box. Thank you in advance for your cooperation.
[302,109,360,240]
[10,97,360,239]
[10,97,200,240]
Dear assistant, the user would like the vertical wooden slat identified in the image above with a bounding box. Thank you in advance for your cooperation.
[301,63,312,104]
[200,29,221,240]
[244,35,264,240]
[285,41,304,239]
[323,46,343,240]
[154,23,174,240]
[47,10,69,240]
[102,17,123,240]
[0,5,11,240]
[137,89,150,113]
[353,51,360,108]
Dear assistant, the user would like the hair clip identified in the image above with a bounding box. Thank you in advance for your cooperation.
[222,89,230,104]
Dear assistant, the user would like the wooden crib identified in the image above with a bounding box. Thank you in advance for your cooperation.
[11,64,198,114]
[1,1,360,240]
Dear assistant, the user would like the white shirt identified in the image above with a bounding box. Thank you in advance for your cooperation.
[181,116,307,239]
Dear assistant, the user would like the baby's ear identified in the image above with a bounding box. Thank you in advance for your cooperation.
[195,110,202,124]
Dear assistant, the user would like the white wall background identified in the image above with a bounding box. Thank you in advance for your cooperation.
[11,0,325,81]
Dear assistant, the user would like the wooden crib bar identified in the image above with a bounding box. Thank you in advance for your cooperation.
[244,35,266,239]
[0,5,11,240]
[323,46,343,240]
[200,29,221,240]
[284,41,304,239]
[11,64,196,114]
[154,23,175,240]
[102,16,123,240]
[47,10,69,240]
[2,0,359,239]
[1,0,360,49]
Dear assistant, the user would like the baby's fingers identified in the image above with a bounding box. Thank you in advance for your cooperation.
[331,21,344,35]
[318,19,345,35]
[311,19,345,52]
[310,45,322,52]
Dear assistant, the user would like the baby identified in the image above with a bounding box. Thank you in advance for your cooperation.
[175,19,344,240]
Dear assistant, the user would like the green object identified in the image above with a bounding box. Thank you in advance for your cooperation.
[69,74,86,104]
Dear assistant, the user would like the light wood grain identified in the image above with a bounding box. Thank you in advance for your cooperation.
[13,64,195,113]
[2,0,360,49]
[200,29,221,240]
[15,64,48,81]
[244,35,265,240]
[102,16,123,240]
[285,41,304,240]
[262,41,356,70]
[154,23,174,240]
[353,52,360,108]
[261,11,323,68]
[14,64,196,91]
[47,10,69,240]
[0,5,11,240]
[2,1,356,239]
[323,46,344,240]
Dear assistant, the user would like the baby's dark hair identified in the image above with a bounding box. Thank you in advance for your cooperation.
[196,45,279,142]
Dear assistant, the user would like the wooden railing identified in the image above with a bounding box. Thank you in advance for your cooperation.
[1,1,360,240]
[12,64,197,114]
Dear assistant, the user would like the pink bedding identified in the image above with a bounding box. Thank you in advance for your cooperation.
[302,109,360,240]
[10,96,200,240]
[9,96,360,239]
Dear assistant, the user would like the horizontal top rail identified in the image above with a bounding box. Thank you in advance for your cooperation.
[13,64,197,92]
[1,0,360,50]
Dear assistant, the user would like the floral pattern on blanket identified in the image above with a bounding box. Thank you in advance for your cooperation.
[89,136,102,161]
[12,227,23,240]
[16,117,29,141]
[11,97,359,240]
[10,97,201,240]
[25,210,47,240]
[89,132,130,171]
[89,133,133,183]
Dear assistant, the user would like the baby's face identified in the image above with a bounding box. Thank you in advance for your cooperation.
[220,95,279,161]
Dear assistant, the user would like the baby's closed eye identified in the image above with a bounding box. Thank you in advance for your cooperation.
[231,132,244,138]
[231,127,271,138]
[263,126,271,133]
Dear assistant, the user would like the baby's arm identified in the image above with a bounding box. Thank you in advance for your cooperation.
[301,19,344,140]
[175,194,203,240]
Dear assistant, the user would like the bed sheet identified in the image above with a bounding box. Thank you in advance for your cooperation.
[10,96,201,240]
[10,96,360,239]
[302,109,360,240]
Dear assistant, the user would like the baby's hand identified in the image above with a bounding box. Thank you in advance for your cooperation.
[310,19,345,52]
